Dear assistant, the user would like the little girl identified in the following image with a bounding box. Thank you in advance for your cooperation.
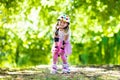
[51,14,72,74]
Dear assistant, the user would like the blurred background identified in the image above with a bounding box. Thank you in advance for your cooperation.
[0,0,120,68]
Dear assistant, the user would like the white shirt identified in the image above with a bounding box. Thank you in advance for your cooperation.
[58,29,71,42]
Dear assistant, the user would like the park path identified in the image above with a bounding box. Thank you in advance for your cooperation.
[0,65,120,80]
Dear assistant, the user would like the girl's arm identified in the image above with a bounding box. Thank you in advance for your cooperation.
[54,34,59,46]
[54,27,59,47]
[61,34,69,48]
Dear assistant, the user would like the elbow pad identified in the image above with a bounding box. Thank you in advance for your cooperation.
[54,37,59,42]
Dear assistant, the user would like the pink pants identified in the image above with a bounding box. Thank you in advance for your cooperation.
[51,41,72,64]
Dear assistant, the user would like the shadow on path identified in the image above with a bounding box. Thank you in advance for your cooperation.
[0,65,120,80]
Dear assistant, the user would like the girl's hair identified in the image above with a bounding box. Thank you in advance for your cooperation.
[63,23,69,33]
[55,21,69,36]
[54,21,59,36]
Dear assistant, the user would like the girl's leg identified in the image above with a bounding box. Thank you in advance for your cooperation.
[60,53,70,73]
[51,33,59,74]
[52,42,59,64]
[53,52,59,64]
[51,52,59,74]
[60,54,67,64]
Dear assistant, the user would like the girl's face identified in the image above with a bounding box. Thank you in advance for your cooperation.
[58,20,68,29]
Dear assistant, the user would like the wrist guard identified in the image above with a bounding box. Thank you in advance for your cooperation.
[55,46,58,48]
[54,37,59,42]
[61,47,64,50]
[62,40,65,45]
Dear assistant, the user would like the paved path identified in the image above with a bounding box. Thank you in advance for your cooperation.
[37,65,120,79]
[0,65,120,80]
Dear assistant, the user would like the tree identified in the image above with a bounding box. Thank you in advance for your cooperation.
[0,0,120,67]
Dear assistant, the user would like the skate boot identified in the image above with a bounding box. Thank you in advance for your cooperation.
[62,64,70,74]
[51,64,57,74]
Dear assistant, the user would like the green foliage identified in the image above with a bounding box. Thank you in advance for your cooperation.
[0,0,120,67]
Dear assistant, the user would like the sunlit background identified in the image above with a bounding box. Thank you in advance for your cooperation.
[0,0,120,68]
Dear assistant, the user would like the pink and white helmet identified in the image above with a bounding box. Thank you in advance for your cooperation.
[57,14,70,23]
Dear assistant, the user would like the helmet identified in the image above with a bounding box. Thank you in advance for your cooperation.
[57,14,70,23]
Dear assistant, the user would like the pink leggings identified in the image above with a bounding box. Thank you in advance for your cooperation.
[53,52,67,64]
[52,41,71,64]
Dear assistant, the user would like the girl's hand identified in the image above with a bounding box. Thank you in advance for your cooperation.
[59,47,65,55]
[61,45,65,48]
[53,46,59,53]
